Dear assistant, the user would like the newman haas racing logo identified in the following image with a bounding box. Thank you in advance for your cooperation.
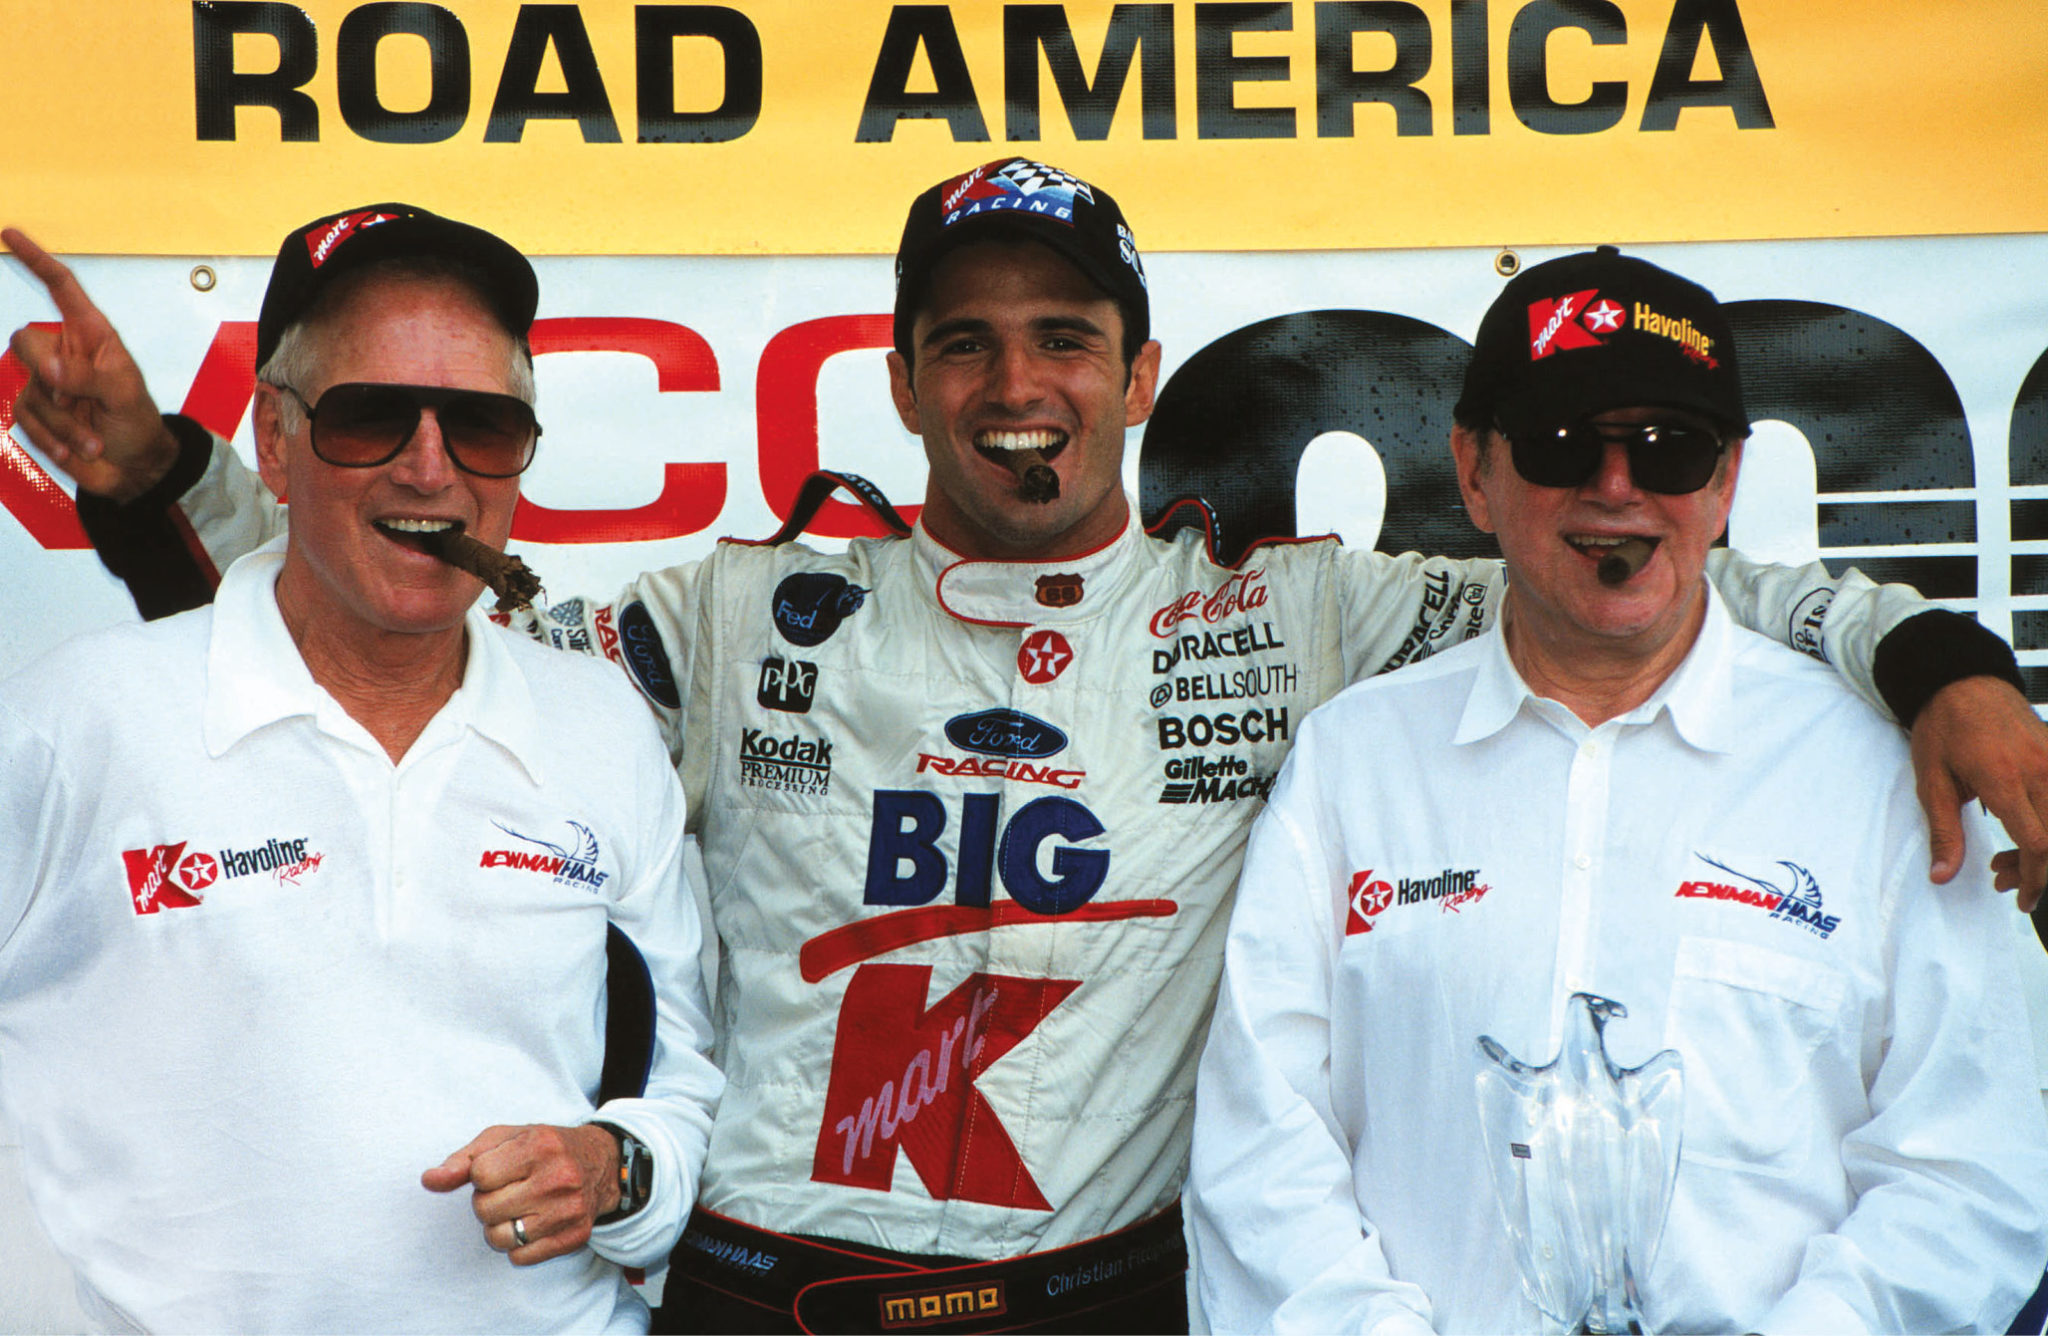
[1675,853,1840,938]
[480,820,609,891]
[1345,865,1489,935]
[1528,289,1718,367]
[121,836,322,915]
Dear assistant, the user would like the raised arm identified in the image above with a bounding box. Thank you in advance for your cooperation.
[1705,548,2048,903]
[5,228,181,502]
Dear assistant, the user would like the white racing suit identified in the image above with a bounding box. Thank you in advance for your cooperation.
[129,441,1927,1260]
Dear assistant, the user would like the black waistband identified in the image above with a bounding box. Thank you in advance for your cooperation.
[668,1203,1187,1334]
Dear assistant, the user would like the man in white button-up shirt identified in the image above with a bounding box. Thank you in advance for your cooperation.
[0,207,723,1331]
[1190,247,2048,1334]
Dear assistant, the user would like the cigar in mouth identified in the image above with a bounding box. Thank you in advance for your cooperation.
[413,528,544,612]
[1596,537,1657,587]
[998,448,1061,504]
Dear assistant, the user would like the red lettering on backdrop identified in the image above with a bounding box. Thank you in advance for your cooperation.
[178,322,259,440]
[515,318,725,544]
[812,963,1077,1209]
[757,314,920,539]
[0,321,259,550]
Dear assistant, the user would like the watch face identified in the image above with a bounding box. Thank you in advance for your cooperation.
[621,1132,651,1213]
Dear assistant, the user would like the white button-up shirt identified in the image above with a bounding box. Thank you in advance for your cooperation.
[1190,588,2048,1334]
[0,547,722,1333]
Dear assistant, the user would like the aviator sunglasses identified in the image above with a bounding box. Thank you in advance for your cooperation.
[281,382,541,478]
[1503,418,1728,496]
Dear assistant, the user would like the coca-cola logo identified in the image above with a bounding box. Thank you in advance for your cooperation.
[1148,569,1270,638]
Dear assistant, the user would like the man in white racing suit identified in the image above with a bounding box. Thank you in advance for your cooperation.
[9,162,2048,1333]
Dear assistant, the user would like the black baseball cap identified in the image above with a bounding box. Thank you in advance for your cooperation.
[255,203,538,370]
[894,158,1150,359]
[1456,246,1749,439]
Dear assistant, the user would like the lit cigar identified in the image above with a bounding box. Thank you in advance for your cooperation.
[999,448,1061,504]
[415,528,543,612]
[1596,538,1656,587]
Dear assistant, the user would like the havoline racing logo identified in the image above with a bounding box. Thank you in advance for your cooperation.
[120,835,323,915]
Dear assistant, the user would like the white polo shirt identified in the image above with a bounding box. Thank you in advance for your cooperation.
[0,547,722,1333]
[1190,588,2048,1334]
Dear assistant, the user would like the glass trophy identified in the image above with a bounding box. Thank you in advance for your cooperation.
[1474,993,1684,1334]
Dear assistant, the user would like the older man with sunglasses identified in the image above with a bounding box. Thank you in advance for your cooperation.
[1189,247,2048,1333]
[0,205,723,1331]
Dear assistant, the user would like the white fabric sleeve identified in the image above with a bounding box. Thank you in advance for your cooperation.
[584,718,723,1270]
[1325,545,1930,721]
[1760,803,2048,1334]
[1703,549,1927,721]
[177,432,288,569]
[1188,727,1437,1336]
[0,697,68,960]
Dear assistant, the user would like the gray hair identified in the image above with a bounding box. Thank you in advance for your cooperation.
[258,256,535,435]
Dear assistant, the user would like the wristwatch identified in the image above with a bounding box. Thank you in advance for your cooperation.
[592,1121,652,1224]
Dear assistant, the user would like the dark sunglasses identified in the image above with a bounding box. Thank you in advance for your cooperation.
[1504,419,1727,496]
[282,382,540,478]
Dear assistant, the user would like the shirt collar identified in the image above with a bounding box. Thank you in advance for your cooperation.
[202,539,548,780]
[1454,581,1738,754]
[915,506,1141,628]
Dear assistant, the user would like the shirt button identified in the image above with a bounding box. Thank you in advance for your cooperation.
[1580,739,1599,758]
[1573,853,1592,870]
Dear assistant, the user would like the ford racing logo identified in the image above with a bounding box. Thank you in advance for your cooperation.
[944,709,1068,759]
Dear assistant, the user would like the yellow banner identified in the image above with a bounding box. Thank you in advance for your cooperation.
[3,1,2044,255]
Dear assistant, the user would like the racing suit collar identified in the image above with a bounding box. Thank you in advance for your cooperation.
[915,506,1140,629]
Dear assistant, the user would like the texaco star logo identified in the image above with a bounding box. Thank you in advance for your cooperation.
[1018,630,1073,684]
[1583,298,1626,333]
[177,852,220,891]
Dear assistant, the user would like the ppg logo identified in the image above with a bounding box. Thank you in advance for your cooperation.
[759,656,819,713]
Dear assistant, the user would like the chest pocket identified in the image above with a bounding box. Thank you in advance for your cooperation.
[1662,935,1845,1177]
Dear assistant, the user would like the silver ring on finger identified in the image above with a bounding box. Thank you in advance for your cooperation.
[512,1217,531,1248]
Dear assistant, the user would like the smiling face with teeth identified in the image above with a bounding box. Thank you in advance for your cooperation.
[888,239,1161,561]
[253,269,526,659]
[1452,406,1743,695]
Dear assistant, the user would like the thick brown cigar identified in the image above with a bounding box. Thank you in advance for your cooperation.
[1596,537,1656,587]
[416,529,543,612]
[999,448,1061,503]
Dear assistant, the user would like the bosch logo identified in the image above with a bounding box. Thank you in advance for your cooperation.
[1156,707,1290,750]
[944,709,1067,759]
